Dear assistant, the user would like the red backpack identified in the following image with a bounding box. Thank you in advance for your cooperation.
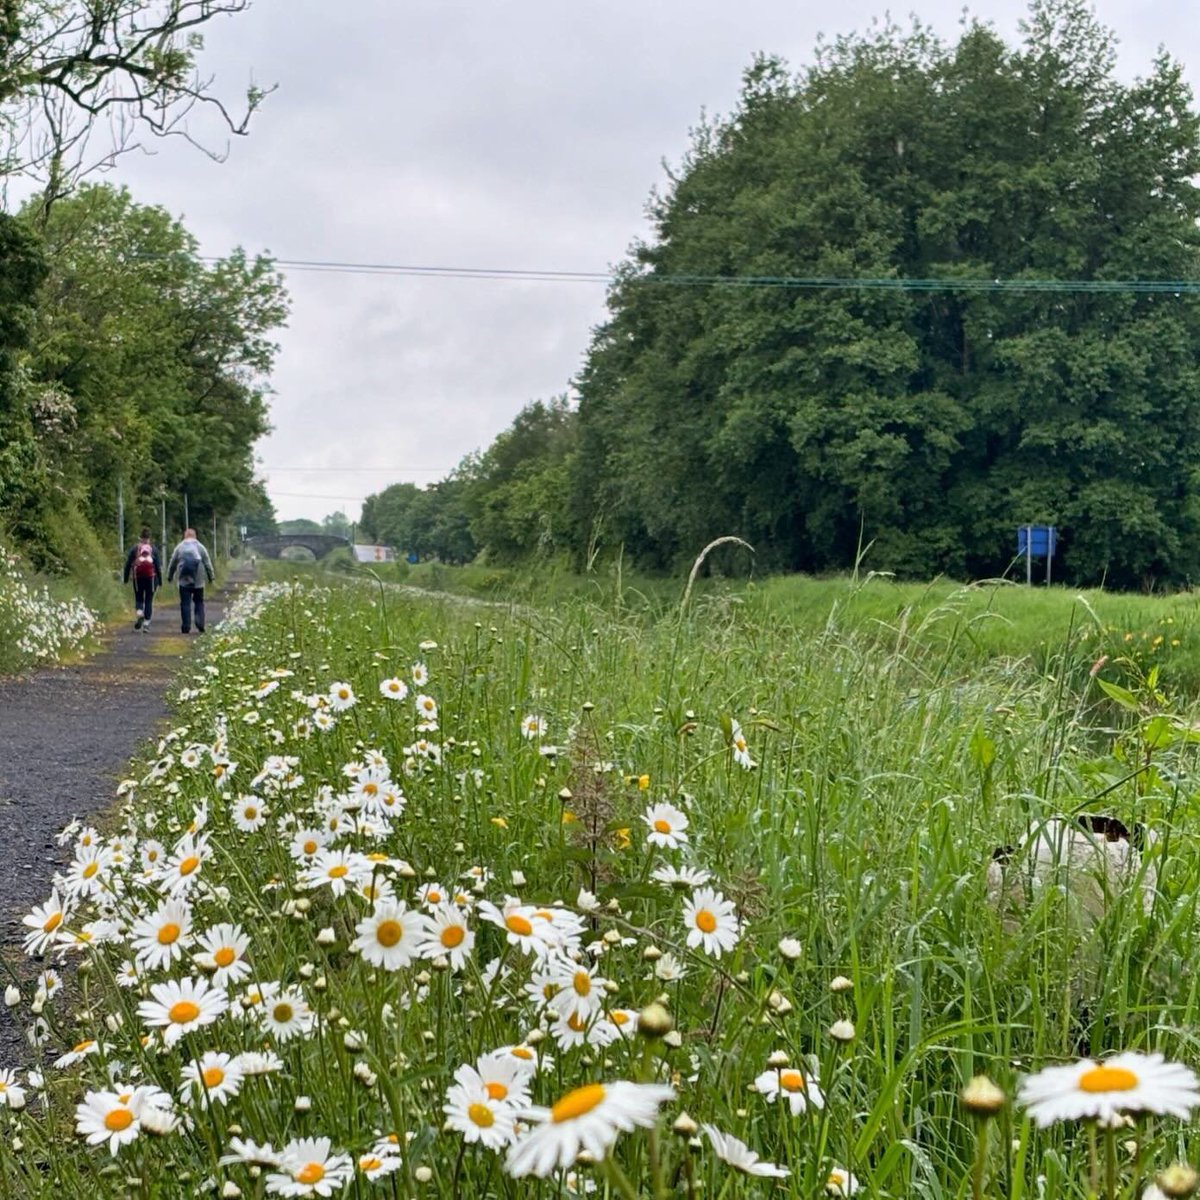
[133,542,156,581]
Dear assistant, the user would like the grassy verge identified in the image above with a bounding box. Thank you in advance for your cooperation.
[5,576,1200,1197]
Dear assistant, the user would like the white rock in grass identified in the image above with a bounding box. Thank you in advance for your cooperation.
[986,815,1158,930]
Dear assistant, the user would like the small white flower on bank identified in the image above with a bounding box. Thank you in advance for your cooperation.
[682,888,740,957]
[703,1124,789,1178]
[642,802,689,849]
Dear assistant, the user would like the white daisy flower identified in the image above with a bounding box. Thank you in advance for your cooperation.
[21,890,71,955]
[506,1081,675,1177]
[179,1051,245,1107]
[137,976,228,1048]
[471,1053,533,1107]
[352,901,428,971]
[139,840,167,874]
[300,848,372,898]
[521,714,547,740]
[289,828,330,863]
[161,833,210,895]
[478,899,553,958]
[379,677,409,702]
[641,802,689,849]
[55,1037,102,1068]
[0,1069,26,1109]
[75,1085,172,1155]
[682,888,740,957]
[1018,1052,1200,1126]
[194,923,252,988]
[416,903,475,970]
[257,984,315,1043]
[754,1064,825,1114]
[130,898,194,972]
[266,1136,354,1196]
[327,682,357,712]
[730,720,755,770]
[826,1165,860,1195]
[358,1151,403,1180]
[702,1124,789,1178]
[651,863,712,890]
[236,1049,285,1076]
[444,1073,520,1151]
[411,661,428,686]
[232,795,269,833]
[546,957,607,1023]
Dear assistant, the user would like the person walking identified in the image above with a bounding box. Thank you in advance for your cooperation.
[166,527,215,634]
[122,527,162,631]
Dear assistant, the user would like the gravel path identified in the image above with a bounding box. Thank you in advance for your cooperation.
[0,573,245,1064]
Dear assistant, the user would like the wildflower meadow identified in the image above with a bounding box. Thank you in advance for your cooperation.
[0,544,98,674]
[7,575,1200,1198]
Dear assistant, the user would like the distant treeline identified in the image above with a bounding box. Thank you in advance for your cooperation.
[363,0,1200,589]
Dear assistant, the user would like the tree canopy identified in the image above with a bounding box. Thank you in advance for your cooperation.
[568,0,1200,587]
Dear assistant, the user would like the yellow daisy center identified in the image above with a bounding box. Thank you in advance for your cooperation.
[441,925,465,948]
[202,1066,225,1089]
[273,1003,294,1024]
[780,1070,806,1092]
[567,1013,588,1032]
[361,1156,382,1170]
[303,840,318,855]
[295,1163,325,1185]
[551,1083,606,1123]
[81,862,99,879]
[573,971,591,996]
[695,909,717,934]
[178,855,200,876]
[214,947,236,968]
[169,1000,200,1024]
[611,1011,630,1025]
[104,1108,134,1132]
[328,865,349,879]
[1079,1065,1139,1093]
[375,920,403,947]
[511,1047,533,1061]
[468,1102,494,1128]
[653,818,671,834]
[243,806,258,820]
[42,912,63,933]
[72,1039,94,1053]
[157,923,181,945]
[506,914,533,937]
[486,1081,508,1100]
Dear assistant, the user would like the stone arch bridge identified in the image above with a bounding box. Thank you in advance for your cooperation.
[244,534,351,560]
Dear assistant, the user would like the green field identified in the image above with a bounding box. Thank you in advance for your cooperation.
[8,571,1200,1197]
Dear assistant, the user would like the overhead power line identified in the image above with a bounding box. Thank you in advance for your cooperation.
[192,253,1200,294]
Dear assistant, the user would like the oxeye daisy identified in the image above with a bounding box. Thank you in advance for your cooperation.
[730,720,755,770]
[445,1074,519,1150]
[379,677,409,702]
[129,898,194,972]
[312,709,336,732]
[289,828,330,863]
[493,1042,552,1075]
[75,1088,145,1154]
[358,1152,403,1180]
[411,661,428,686]
[754,1063,825,1114]
[471,1053,533,1107]
[235,1049,284,1076]
[327,682,357,712]
[683,887,740,957]
[352,900,428,971]
[162,833,210,895]
[546,957,607,1022]
[826,1166,860,1195]
[266,1136,354,1197]
[301,848,371,898]
[641,802,689,849]
[139,839,167,874]
[651,863,712,890]
[179,1051,245,1107]
[521,714,547,740]
[702,1124,789,1178]
[22,890,71,955]
[506,1081,675,1178]
[1017,1052,1200,1126]
[232,796,269,833]
[0,1069,25,1109]
[55,1037,102,1068]
[416,882,448,907]
[64,845,114,899]
[137,976,228,1048]
[478,899,551,957]
[194,923,252,988]
[258,984,315,1042]
[416,903,475,969]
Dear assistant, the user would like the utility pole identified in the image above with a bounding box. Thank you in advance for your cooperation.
[183,491,189,530]
[212,514,218,557]
[117,482,125,558]
[161,498,167,550]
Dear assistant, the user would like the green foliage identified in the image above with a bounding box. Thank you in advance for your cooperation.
[570,0,1200,587]
[3,183,289,570]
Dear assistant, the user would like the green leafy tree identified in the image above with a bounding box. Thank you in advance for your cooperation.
[572,1,1200,587]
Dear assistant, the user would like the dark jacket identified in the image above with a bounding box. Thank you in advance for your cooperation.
[123,540,163,587]
[166,538,215,586]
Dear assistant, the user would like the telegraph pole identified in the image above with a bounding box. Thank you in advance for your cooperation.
[161,498,167,550]
[183,491,189,530]
[117,482,125,558]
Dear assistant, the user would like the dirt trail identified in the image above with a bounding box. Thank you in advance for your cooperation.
[0,571,248,1065]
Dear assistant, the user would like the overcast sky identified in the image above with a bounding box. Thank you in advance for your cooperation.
[110,0,1191,523]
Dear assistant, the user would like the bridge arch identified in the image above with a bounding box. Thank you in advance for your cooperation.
[244,534,352,560]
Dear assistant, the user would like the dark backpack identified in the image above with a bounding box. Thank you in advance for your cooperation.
[177,542,202,583]
[133,543,156,581]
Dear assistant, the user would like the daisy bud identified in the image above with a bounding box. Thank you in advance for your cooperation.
[105,1014,122,1033]
[735,971,751,984]
[294,1096,311,1113]
[673,1112,699,1138]
[642,945,662,961]
[829,1019,856,1043]
[140,1106,177,1136]
[778,937,803,960]
[313,975,327,992]
[298,963,314,979]
[558,787,573,801]
[577,888,599,912]
[511,870,527,888]
[767,1050,790,1068]
[414,1166,433,1183]
[603,929,622,945]
[344,1032,364,1051]
[1158,1166,1200,1198]
[29,998,43,1016]
[415,971,432,986]
[11,1138,22,1151]
[830,975,854,993]
[316,927,336,946]
[960,1075,1006,1117]
[638,1002,674,1039]
[767,991,793,1014]
[663,1030,683,1049]
[430,956,451,973]
[222,1183,243,1198]
[7,1093,24,1113]
[3,986,19,1007]
[582,701,595,711]
[398,863,417,879]
[526,1029,547,1046]
[78,961,93,977]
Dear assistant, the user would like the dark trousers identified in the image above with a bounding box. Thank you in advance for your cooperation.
[179,584,206,633]
[133,579,155,620]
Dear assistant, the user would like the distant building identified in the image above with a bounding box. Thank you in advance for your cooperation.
[353,544,397,563]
